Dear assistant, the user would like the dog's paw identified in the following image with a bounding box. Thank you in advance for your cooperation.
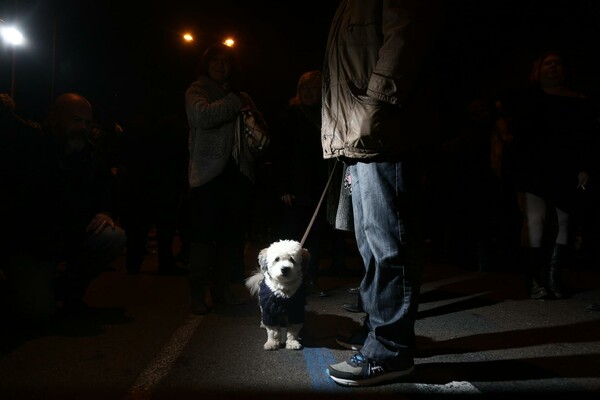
[285,339,303,350]
[264,340,281,351]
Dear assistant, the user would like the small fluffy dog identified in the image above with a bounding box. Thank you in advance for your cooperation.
[245,239,310,350]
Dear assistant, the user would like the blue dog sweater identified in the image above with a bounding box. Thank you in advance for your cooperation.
[258,280,306,327]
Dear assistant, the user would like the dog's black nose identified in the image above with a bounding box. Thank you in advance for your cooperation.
[280,267,291,276]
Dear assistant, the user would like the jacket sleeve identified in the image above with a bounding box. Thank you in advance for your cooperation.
[185,83,243,130]
[367,0,442,107]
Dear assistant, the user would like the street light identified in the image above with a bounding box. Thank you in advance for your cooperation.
[0,18,25,98]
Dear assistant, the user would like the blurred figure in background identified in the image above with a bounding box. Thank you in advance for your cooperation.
[185,43,264,314]
[273,70,331,297]
[119,90,189,276]
[498,50,600,299]
[1,92,126,325]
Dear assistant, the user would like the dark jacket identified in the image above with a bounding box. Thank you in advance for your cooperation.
[1,105,115,260]
[502,87,600,211]
[274,103,328,207]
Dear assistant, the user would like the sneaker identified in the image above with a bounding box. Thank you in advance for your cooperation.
[587,303,600,311]
[341,299,363,313]
[530,285,550,300]
[327,352,414,386]
[336,327,367,350]
[347,286,360,295]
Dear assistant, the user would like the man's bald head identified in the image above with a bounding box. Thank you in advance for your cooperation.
[49,93,94,154]
[54,93,92,111]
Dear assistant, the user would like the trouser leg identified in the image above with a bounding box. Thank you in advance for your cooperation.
[350,162,421,368]
[156,220,177,273]
[188,242,213,314]
[523,246,550,299]
[64,226,126,304]
[549,243,568,298]
[125,222,148,274]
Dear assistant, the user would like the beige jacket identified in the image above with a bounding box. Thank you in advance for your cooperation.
[321,0,443,160]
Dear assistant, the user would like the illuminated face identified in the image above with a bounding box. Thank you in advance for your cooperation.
[540,54,566,86]
[208,54,232,84]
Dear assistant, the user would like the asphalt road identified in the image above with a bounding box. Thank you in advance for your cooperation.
[1,239,599,400]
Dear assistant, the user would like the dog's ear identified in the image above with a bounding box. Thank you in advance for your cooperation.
[258,248,269,272]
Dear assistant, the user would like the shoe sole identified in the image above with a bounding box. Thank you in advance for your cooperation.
[328,365,414,386]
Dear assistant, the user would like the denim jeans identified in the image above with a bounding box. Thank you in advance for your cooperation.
[349,161,422,368]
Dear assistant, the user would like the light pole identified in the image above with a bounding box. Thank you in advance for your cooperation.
[0,18,24,98]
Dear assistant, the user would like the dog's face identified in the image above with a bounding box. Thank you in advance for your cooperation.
[258,240,309,286]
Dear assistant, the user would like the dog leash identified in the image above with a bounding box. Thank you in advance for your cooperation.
[300,161,339,247]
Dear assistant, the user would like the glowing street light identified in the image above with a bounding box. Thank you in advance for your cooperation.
[1,24,24,45]
[222,37,235,47]
[0,19,25,98]
[182,32,194,42]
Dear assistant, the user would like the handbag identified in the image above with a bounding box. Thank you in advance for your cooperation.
[242,109,270,153]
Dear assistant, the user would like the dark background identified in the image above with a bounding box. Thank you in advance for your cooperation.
[2,0,600,131]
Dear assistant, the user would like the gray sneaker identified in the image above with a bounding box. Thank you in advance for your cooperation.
[327,352,414,386]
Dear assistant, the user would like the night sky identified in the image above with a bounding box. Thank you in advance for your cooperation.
[2,0,600,130]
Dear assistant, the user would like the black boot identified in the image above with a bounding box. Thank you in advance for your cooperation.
[549,244,569,299]
[523,247,550,300]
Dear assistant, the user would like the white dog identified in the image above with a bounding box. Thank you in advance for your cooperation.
[245,239,310,350]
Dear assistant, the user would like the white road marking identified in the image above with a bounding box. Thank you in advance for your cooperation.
[123,315,203,400]
[410,381,482,394]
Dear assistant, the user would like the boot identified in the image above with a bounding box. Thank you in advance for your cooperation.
[549,244,568,299]
[523,247,550,300]
[188,242,212,314]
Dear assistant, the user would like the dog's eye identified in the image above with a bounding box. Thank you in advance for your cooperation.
[274,257,280,262]
[289,257,295,264]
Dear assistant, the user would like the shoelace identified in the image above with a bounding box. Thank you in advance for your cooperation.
[350,353,367,366]
[350,353,385,376]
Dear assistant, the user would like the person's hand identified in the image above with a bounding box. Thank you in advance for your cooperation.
[86,212,116,234]
[280,194,295,207]
[0,93,16,112]
[577,171,590,190]
[238,91,254,109]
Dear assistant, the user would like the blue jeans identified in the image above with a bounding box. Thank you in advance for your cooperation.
[349,161,421,367]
